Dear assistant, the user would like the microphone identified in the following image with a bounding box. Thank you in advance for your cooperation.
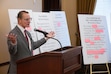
[34,28,48,37]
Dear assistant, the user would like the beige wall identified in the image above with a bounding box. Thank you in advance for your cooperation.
[62,0,77,46]
[0,0,42,74]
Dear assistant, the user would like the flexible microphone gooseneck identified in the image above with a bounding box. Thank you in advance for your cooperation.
[51,38,63,51]
[34,28,63,51]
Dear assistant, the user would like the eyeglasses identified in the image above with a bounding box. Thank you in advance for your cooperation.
[23,18,32,21]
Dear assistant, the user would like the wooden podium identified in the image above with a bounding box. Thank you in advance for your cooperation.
[17,46,82,74]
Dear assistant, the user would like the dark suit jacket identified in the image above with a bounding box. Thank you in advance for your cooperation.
[7,26,46,74]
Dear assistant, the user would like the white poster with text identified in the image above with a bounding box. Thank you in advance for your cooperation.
[78,14,111,64]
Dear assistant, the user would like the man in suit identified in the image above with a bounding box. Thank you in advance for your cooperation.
[7,10,55,74]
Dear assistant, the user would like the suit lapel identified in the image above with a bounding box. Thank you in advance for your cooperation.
[15,26,31,53]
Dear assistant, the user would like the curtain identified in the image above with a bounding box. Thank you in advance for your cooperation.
[77,0,97,14]
[76,0,97,45]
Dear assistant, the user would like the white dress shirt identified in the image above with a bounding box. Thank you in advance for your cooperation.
[17,25,32,51]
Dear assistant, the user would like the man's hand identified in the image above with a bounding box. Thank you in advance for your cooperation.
[45,31,55,40]
[7,33,17,44]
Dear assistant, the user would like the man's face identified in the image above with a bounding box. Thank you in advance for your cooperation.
[18,13,31,28]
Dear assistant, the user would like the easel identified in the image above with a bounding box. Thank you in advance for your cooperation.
[85,63,110,74]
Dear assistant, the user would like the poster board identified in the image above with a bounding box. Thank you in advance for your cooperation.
[32,12,60,53]
[50,11,71,47]
[78,14,111,64]
[8,9,71,55]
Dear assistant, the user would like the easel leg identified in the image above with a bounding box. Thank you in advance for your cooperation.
[106,63,110,74]
[90,63,110,74]
[90,64,92,74]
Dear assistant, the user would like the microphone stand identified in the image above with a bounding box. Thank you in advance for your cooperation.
[51,38,63,51]
[34,29,63,51]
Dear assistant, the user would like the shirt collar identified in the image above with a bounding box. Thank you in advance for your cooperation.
[17,24,26,36]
